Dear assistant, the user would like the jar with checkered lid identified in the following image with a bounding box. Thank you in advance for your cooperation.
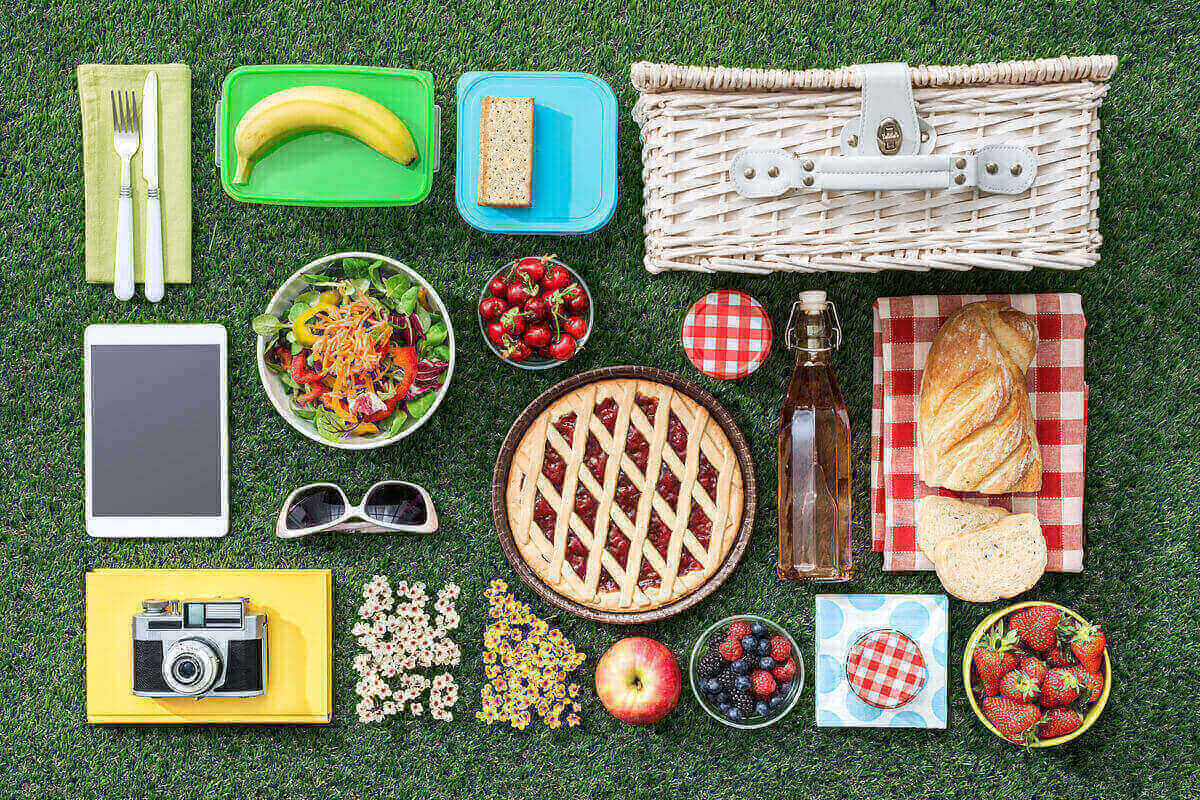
[777,291,852,582]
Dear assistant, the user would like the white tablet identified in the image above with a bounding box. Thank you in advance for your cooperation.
[84,324,228,537]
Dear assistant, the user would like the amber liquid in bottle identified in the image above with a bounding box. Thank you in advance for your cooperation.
[777,291,853,582]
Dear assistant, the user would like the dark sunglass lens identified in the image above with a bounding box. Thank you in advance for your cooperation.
[365,483,427,526]
[286,487,346,530]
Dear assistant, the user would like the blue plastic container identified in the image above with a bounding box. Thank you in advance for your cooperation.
[455,71,618,235]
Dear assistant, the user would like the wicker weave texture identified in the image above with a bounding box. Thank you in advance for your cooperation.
[631,57,1116,274]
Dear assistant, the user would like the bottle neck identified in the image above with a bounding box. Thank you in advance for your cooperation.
[794,311,833,363]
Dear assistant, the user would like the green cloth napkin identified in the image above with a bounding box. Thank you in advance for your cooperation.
[77,63,192,284]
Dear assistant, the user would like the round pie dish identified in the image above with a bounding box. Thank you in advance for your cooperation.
[477,256,593,370]
[492,366,757,624]
[689,615,804,729]
[255,251,455,450]
[964,601,1111,747]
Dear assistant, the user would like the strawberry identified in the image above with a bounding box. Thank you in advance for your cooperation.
[972,624,1019,695]
[750,669,777,697]
[768,636,792,662]
[727,620,752,640]
[1000,670,1040,703]
[1008,605,1062,652]
[1068,621,1106,673]
[1067,665,1105,704]
[1039,668,1081,707]
[1047,645,1076,667]
[1019,655,1047,685]
[717,635,742,661]
[1037,707,1083,740]
[772,657,796,682]
[981,696,1042,742]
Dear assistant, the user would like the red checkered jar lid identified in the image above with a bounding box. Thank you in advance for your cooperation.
[681,290,773,380]
[844,628,927,709]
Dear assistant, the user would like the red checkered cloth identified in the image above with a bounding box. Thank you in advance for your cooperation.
[845,629,927,709]
[872,294,1087,572]
[681,290,773,379]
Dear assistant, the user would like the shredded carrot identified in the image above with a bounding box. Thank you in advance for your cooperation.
[306,294,394,422]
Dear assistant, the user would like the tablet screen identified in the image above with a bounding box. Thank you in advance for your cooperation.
[89,344,222,517]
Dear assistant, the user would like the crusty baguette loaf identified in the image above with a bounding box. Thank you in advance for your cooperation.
[477,96,533,207]
[917,301,1042,494]
[932,513,1046,602]
[916,495,1008,562]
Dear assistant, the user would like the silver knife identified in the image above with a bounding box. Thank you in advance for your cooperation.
[142,71,163,302]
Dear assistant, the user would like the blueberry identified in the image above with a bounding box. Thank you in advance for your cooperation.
[778,681,793,696]
[726,707,742,721]
[740,634,757,651]
[755,701,770,717]
[731,657,751,675]
[757,638,773,655]
[750,622,766,636]
[769,692,786,708]
[758,656,775,671]
[705,678,721,694]
[717,691,730,705]
[733,675,752,692]
[717,701,730,713]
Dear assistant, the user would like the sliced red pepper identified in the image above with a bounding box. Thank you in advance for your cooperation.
[269,346,293,370]
[289,352,324,383]
[388,346,418,400]
[295,385,325,406]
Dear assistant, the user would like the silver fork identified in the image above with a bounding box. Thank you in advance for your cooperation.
[111,90,140,301]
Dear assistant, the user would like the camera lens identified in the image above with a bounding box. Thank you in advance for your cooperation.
[365,483,427,526]
[162,639,221,695]
[173,657,200,684]
[286,486,346,530]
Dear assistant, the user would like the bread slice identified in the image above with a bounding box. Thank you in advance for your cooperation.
[916,495,1008,562]
[933,513,1047,603]
[478,96,533,207]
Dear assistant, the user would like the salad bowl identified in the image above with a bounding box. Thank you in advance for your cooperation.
[255,251,455,450]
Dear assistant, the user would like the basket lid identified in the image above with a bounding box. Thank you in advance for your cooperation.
[681,290,773,380]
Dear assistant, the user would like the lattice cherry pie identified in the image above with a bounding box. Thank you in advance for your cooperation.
[504,377,746,614]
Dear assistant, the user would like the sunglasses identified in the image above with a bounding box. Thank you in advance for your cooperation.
[275,481,438,539]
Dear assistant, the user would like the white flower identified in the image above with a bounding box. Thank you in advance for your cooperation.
[410,702,423,716]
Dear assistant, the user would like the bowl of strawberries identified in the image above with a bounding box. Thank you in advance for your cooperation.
[965,601,1110,747]
[478,255,593,369]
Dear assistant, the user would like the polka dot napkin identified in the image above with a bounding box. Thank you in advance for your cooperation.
[815,594,948,728]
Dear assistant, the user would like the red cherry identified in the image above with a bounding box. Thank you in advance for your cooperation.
[542,264,570,291]
[523,323,552,349]
[488,274,508,298]
[563,315,588,339]
[485,321,506,346]
[506,278,534,307]
[542,288,565,318]
[505,340,531,362]
[566,285,590,313]
[522,296,550,323]
[515,256,545,284]
[548,333,577,361]
[537,345,556,360]
[479,296,507,321]
[500,307,525,336]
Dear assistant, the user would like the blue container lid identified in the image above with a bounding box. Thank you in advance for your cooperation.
[455,71,618,235]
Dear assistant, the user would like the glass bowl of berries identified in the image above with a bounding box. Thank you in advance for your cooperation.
[689,615,804,729]
[478,255,593,369]
[965,601,1110,747]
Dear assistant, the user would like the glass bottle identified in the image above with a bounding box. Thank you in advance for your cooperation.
[777,291,852,582]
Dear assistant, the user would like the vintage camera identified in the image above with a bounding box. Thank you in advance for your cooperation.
[132,598,267,699]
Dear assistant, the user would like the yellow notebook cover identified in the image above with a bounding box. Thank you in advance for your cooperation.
[86,569,331,724]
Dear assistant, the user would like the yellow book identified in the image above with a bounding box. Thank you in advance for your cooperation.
[86,569,331,724]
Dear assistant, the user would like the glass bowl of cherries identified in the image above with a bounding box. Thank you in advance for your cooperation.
[478,255,593,369]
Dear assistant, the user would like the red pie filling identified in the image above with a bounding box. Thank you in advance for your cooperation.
[595,397,618,433]
[647,509,671,559]
[667,413,688,460]
[613,472,641,519]
[656,465,680,506]
[598,523,630,592]
[625,427,650,473]
[635,393,658,423]
[541,443,566,492]
[584,432,607,483]
[533,491,557,536]
[552,411,577,442]
[573,484,598,531]
[688,504,712,549]
[638,560,661,589]
[697,451,718,499]
[565,532,588,580]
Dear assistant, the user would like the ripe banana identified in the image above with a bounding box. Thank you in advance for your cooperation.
[232,85,417,184]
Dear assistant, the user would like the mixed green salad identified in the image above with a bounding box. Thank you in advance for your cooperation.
[253,257,451,443]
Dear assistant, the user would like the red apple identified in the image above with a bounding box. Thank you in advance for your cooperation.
[594,636,681,724]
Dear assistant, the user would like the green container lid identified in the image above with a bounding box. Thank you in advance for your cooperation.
[216,65,439,206]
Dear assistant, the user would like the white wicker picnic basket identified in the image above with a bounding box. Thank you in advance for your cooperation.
[631,56,1117,274]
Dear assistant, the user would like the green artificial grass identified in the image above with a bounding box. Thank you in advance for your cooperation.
[3,1,1200,797]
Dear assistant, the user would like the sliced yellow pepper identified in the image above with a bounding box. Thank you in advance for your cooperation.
[321,394,354,423]
[292,301,334,346]
[351,422,379,435]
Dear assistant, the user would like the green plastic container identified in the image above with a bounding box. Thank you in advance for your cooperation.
[216,65,439,206]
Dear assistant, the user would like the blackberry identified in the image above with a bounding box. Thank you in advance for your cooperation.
[731,688,755,715]
[718,670,738,692]
[697,651,724,679]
